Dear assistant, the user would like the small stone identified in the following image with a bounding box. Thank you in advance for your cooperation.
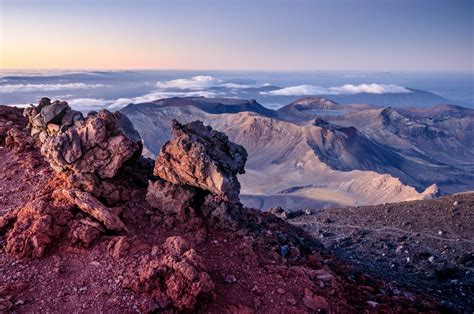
[14,300,25,306]
[438,230,443,235]
[367,300,378,308]
[316,272,333,282]
[280,245,289,257]
[224,275,237,284]
[453,201,458,206]
[277,288,286,294]
[428,256,435,263]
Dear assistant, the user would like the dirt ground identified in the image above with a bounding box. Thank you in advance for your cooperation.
[290,193,474,312]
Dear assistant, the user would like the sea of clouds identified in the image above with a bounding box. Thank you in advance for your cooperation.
[262,83,411,96]
[0,71,416,112]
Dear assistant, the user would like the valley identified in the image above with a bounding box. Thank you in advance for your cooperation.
[122,96,474,210]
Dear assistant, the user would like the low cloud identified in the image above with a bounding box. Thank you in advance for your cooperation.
[66,90,220,112]
[156,75,257,90]
[262,85,328,96]
[262,83,411,96]
[0,83,107,93]
[331,84,411,94]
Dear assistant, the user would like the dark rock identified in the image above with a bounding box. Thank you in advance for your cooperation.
[41,101,70,125]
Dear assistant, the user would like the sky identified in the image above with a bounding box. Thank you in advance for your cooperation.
[0,0,473,71]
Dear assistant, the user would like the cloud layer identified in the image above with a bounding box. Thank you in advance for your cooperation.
[262,83,411,96]
[66,90,220,113]
[155,75,256,90]
[0,83,107,93]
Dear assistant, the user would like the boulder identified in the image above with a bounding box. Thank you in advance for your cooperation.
[24,99,142,179]
[61,189,127,232]
[154,120,247,203]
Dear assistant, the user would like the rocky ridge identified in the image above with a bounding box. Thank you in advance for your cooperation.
[0,100,441,312]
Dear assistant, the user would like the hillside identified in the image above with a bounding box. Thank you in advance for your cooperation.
[290,192,474,311]
[121,96,474,210]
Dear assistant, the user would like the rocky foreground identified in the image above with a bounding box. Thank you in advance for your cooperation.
[0,99,447,312]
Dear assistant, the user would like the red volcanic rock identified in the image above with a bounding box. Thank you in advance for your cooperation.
[0,106,27,145]
[303,288,331,312]
[5,128,36,153]
[154,120,247,203]
[124,236,215,311]
[69,218,104,247]
[4,197,73,258]
[148,120,247,224]
[60,189,127,232]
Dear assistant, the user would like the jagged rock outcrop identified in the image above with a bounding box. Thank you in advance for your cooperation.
[154,120,247,203]
[24,98,142,179]
[19,98,145,232]
[124,236,215,310]
[147,120,247,224]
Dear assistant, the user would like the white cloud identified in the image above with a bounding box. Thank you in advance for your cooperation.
[65,90,221,112]
[262,85,328,96]
[261,83,411,96]
[331,84,410,94]
[0,83,107,93]
[155,75,256,90]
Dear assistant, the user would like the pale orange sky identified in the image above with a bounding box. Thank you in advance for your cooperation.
[1,0,472,71]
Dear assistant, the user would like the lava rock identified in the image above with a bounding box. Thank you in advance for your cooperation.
[154,120,247,203]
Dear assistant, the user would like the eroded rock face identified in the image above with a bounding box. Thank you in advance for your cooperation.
[124,236,215,310]
[3,197,73,258]
[24,98,142,179]
[154,120,247,203]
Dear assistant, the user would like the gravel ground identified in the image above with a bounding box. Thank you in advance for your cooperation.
[290,193,474,312]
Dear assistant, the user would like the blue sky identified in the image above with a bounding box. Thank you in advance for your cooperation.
[1,0,473,70]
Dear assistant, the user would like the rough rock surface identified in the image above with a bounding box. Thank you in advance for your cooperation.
[123,236,215,310]
[154,120,247,203]
[148,120,247,224]
[146,179,197,216]
[61,189,127,232]
[24,98,142,179]
[3,197,73,258]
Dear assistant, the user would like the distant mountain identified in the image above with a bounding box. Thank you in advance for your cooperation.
[319,88,463,107]
[125,96,277,117]
[324,106,474,193]
[121,97,470,210]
